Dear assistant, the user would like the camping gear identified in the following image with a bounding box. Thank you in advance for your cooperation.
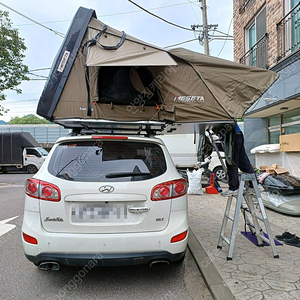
[205,173,219,194]
[37,6,278,127]
[258,172,300,195]
[255,172,300,216]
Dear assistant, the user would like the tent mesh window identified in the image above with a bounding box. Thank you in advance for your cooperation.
[97,66,160,106]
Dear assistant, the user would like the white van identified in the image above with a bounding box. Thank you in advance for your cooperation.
[157,133,227,181]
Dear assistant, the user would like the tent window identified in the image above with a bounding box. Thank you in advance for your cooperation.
[97,66,160,106]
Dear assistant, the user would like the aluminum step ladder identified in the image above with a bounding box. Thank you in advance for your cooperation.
[217,173,279,260]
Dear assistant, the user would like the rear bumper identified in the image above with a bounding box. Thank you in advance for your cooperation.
[25,250,186,267]
[22,210,188,267]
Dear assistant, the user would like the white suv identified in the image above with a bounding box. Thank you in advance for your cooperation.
[21,132,188,270]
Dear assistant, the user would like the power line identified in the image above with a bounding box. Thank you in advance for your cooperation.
[28,72,48,79]
[15,19,71,27]
[216,15,234,57]
[128,0,194,32]
[214,29,233,39]
[164,38,198,48]
[0,2,65,37]
[29,68,51,72]
[27,78,47,81]
[187,0,200,23]
[4,98,38,103]
[13,2,199,27]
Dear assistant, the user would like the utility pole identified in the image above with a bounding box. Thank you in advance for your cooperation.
[200,0,209,55]
[191,1,233,55]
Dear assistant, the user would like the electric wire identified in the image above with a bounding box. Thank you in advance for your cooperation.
[13,2,198,27]
[187,0,200,23]
[29,68,51,72]
[28,72,48,79]
[128,0,194,32]
[164,38,198,48]
[214,29,233,39]
[0,2,65,37]
[216,15,234,57]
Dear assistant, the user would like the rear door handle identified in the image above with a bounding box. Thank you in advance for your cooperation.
[128,207,150,213]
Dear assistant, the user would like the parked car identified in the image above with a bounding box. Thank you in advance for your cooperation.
[21,132,189,270]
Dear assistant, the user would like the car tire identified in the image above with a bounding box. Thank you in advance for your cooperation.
[1,167,8,174]
[213,166,227,181]
[27,164,38,174]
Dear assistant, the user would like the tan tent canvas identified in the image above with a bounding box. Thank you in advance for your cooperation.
[37,7,278,126]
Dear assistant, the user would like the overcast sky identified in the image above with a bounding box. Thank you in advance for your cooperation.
[0,0,233,122]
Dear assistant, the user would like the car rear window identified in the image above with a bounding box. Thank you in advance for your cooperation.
[48,140,167,182]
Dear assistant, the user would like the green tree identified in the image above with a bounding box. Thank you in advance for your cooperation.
[9,114,49,124]
[0,10,29,114]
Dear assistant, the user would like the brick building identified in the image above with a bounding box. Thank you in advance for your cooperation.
[233,0,300,173]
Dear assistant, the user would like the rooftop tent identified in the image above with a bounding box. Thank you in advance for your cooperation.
[37,6,279,125]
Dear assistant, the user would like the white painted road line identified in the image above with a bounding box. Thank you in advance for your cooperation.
[0,184,24,188]
[0,216,19,237]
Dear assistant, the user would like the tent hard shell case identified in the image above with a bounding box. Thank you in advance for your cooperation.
[37,7,278,129]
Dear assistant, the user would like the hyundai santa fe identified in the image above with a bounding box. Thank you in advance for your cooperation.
[22,133,189,270]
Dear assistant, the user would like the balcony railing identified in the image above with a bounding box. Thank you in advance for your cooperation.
[239,0,252,14]
[239,33,269,69]
[277,2,300,61]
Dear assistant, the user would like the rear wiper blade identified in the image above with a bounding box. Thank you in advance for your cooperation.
[57,173,74,181]
[56,158,79,177]
[106,172,151,178]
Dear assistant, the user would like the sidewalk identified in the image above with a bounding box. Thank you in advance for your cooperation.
[187,182,300,300]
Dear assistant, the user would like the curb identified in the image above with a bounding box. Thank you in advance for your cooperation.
[188,228,235,300]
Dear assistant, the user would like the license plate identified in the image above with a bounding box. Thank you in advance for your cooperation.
[71,203,128,223]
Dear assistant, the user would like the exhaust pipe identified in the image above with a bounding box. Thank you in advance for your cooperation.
[39,262,60,271]
[149,260,170,268]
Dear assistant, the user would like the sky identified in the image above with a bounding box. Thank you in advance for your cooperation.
[0,0,233,122]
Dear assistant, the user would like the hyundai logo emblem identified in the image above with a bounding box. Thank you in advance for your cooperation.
[99,185,114,193]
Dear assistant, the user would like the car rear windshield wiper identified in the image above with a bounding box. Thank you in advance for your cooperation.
[106,172,151,178]
[57,173,74,181]
[56,158,79,177]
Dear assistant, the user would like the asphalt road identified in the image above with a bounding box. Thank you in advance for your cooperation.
[0,173,212,300]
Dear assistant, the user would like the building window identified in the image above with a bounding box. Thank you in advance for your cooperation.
[277,1,300,60]
[248,23,256,66]
[269,129,281,143]
[268,114,281,143]
[291,0,300,52]
[242,7,267,68]
[282,108,300,134]
[268,108,300,142]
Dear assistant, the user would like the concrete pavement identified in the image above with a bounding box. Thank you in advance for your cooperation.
[187,183,300,300]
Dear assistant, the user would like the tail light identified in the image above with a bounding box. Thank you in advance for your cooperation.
[171,230,188,243]
[22,232,38,245]
[151,179,187,201]
[25,178,61,202]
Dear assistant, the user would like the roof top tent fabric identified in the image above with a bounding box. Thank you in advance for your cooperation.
[37,6,279,126]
